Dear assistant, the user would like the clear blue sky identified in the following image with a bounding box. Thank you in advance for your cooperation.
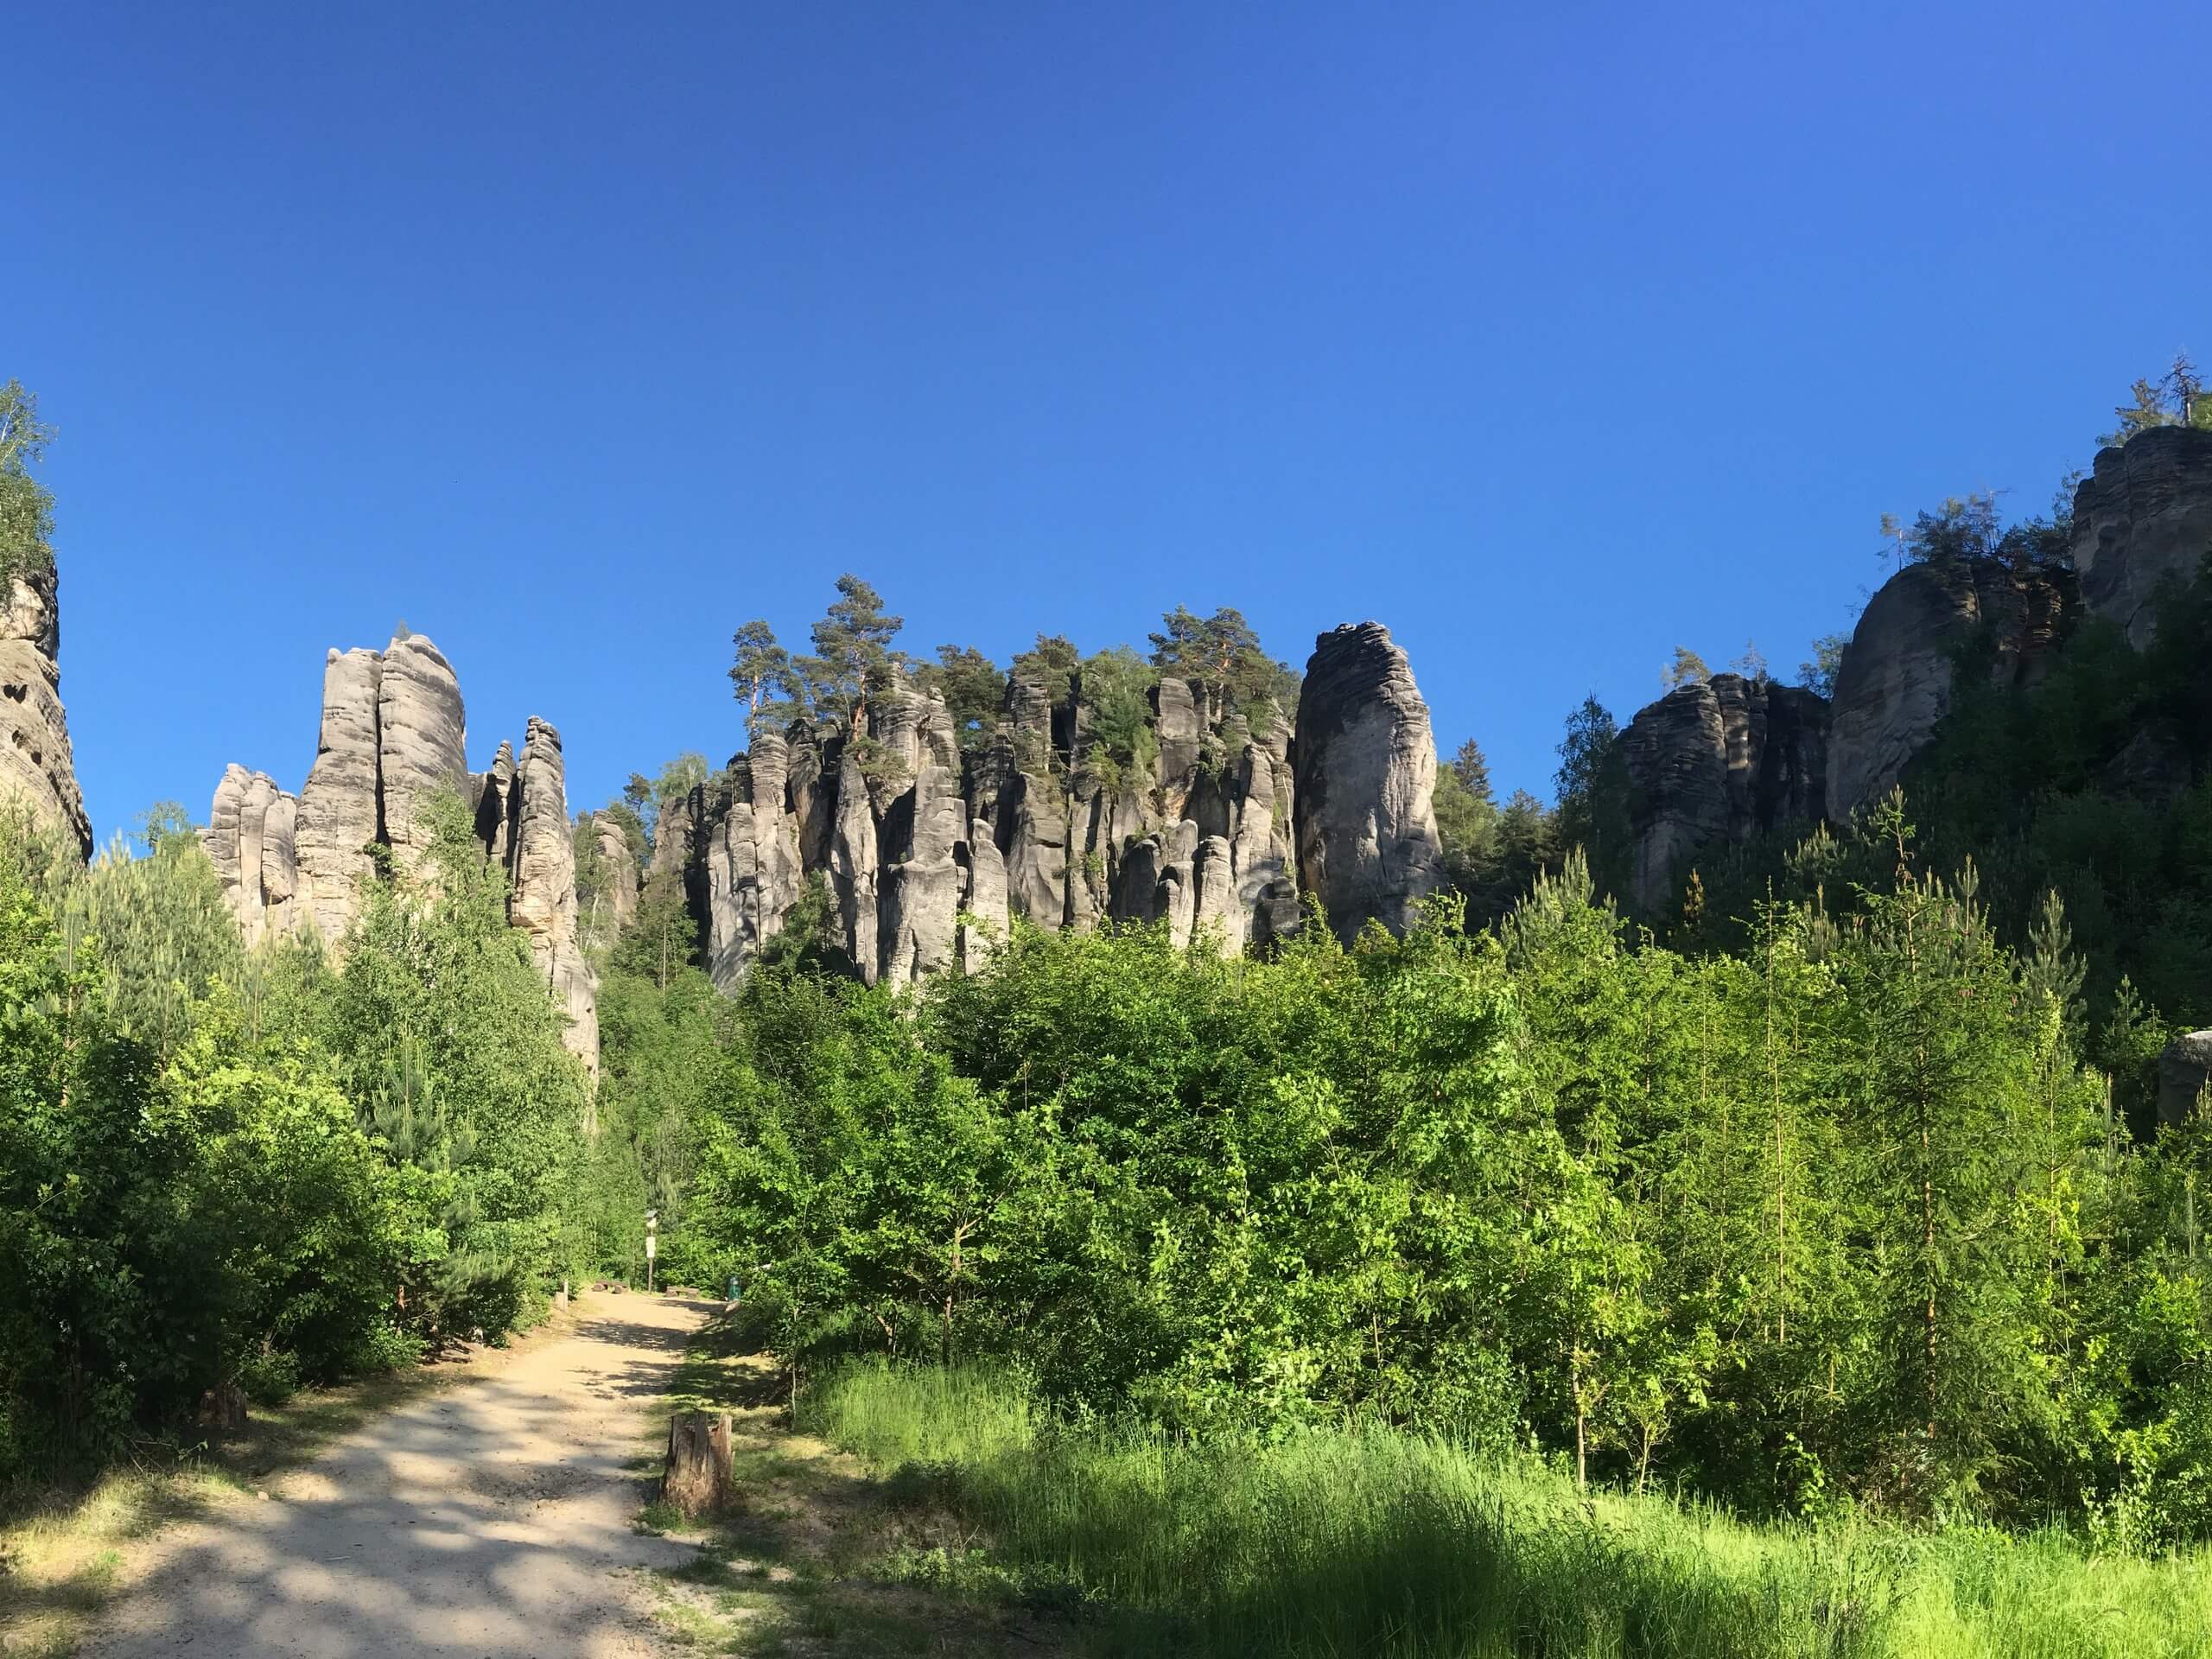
[10,3,2209,845]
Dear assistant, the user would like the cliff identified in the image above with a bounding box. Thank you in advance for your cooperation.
[0,561,92,857]
[1619,673,1827,915]
[661,620,1443,989]
[2072,424,2212,648]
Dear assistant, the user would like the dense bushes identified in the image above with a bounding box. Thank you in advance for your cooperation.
[687,825,2212,1541]
[0,795,599,1483]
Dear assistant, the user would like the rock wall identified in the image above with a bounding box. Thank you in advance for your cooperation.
[1825,556,2072,823]
[1293,622,1443,943]
[207,631,599,1071]
[1620,674,1828,914]
[0,562,92,857]
[2072,425,2212,648]
[663,620,1441,990]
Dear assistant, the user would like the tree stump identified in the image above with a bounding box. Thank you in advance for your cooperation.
[197,1382,248,1433]
[663,1411,734,1518]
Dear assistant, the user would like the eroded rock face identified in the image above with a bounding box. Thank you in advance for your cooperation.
[211,631,598,1070]
[1293,622,1443,942]
[2073,426,2212,647]
[209,764,301,946]
[1621,675,1829,914]
[1825,558,2072,822]
[507,718,597,1068]
[0,563,91,857]
[663,621,1436,989]
[589,813,640,936]
[296,647,385,944]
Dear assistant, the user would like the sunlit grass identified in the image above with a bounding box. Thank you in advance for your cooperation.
[803,1360,2212,1659]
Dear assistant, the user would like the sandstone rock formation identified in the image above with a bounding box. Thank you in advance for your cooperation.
[1293,622,1443,943]
[208,632,599,1070]
[1620,674,1828,914]
[208,764,301,947]
[2072,425,2212,648]
[654,625,1453,990]
[1825,557,2072,823]
[586,812,640,937]
[0,562,91,857]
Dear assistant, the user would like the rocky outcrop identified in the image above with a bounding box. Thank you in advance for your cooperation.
[2159,1030,2212,1127]
[1293,623,1443,943]
[208,765,301,947]
[1825,558,2072,822]
[0,562,92,857]
[2072,426,2212,647]
[661,626,1415,990]
[208,631,599,1071]
[1621,675,1828,914]
[296,647,385,944]
[587,813,640,938]
[505,719,597,1069]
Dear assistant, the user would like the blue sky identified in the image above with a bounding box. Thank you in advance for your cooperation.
[9,3,2209,844]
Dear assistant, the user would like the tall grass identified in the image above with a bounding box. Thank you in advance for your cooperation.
[803,1361,2212,1658]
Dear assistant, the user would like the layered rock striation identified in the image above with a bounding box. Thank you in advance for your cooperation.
[2072,425,2212,648]
[207,632,599,1069]
[1620,673,1828,914]
[0,561,92,857]
[664,620,1445,991]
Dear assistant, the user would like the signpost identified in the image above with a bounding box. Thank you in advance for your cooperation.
[645,1208,658,1294]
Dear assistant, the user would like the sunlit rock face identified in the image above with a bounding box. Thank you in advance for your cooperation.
[663,624,1444,989]
[0,561,92,857]
[209,632,599,1071]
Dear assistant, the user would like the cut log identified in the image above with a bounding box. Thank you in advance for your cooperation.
[663,1411,734,1518]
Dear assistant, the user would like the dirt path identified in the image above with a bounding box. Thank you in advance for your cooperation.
[86,1293,709,1659]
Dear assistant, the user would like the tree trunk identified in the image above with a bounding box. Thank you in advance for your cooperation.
[662,1411,734,1519]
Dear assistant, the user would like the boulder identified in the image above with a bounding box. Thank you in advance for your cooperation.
[1294,622,1444,942]
[2072,426,2212,647]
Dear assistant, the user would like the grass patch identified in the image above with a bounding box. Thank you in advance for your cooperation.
[639,1318,1071,1657]
[800,1359,2212,1659]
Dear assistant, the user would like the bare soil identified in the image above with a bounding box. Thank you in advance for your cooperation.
[82,1292,712,1659]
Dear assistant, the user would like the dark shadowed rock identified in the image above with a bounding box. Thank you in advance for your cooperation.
[2160,1030,2212,1128]
[1294,622,1444,942]
[1621,674,1828,914]
[1826,558,2072,822]
[2072,426,2212,648]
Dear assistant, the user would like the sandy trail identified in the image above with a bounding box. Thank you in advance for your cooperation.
[87,1293,707,1659]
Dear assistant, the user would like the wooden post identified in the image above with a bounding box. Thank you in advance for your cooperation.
[663,1411,734,1518]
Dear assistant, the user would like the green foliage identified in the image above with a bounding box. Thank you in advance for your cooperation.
[1799,629,1849,697]
[0,836,404,1478]
[910,644,1007,752]
[2101,352,2212,448]
[1662,645,1708,690]
[793,574,904,736]
[0,379,57,587]
[1147,604,1299,721]
[809,1362,2212,1659]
